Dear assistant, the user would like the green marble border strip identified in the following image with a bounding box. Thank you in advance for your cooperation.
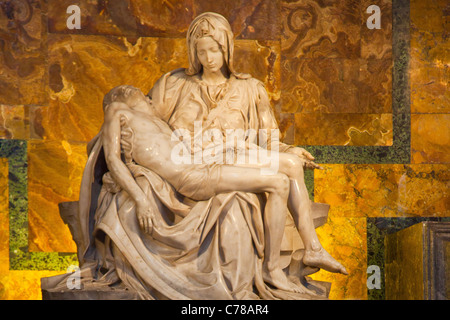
[0,140,28,262]
[0,139,77,271]
[366,0,411,300]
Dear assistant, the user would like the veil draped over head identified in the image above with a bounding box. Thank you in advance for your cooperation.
[185,12,236,76]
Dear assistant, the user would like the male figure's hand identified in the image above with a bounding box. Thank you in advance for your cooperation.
[288,147,324,170]
[136,200,154,234]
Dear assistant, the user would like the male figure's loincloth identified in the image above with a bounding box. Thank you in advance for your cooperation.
[171,163,222,200]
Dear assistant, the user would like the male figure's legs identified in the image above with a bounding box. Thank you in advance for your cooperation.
[278,153,348,274]
[231,151,348,275]
[214,165,311,293]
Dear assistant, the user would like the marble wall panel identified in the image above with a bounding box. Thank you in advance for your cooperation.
[280,0,393,147]
[0,270,62,300]
[410,25,448,67]
[42,34,187,142]
[281,57,392,114]
[281,58,359,114]
[234,40,281,103]
[278,112,295,145]
[360,0,393,60]
[47,0,279,40]
[0,105,30,140]
[295,113,393,146]
[384,222,424,299]
[194,0,280,40]
[47,0,195,38]
[410,0,447,33]
[1,178,61,300]
[27,140,86,252]
[410,0,449,114]
[411,114,450,164]
[120,0,195,37]
[314,164,450,218]
[0,0,47,105]
[281,0,361,60]
[410,60,449,114]
[359,58,393,113]
[310,217,367,300]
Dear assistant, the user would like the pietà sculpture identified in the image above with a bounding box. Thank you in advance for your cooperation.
[41,12,347,300]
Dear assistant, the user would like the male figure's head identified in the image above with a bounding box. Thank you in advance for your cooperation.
[103,85,153,114]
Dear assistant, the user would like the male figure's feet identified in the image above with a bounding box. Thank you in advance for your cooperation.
[303,247,348,275]
[263,267,315,295]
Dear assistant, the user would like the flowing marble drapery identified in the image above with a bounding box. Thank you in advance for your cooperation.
[69,68,324,300]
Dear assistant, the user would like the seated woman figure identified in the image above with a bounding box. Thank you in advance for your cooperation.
[148,12,347,275]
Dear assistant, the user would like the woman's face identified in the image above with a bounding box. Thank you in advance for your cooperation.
[196,36,224,73]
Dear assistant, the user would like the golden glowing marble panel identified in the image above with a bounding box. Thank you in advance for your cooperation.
[280,0,393,147]
[410,27,448,67]
[47,0,195,37]
[234,40,281,104]
[314,164,450,218]
[386,221,450,300]
[281,57,393,114]
[410,59,449,114]
[0,270,62,300]
[410,1,448,114]
[27,140,86,252]
[360,0,392,60]
[41,35,188,142]
[411,114,450,164]
[280,0,361,60]
[48,0,279,40]
[410,0,448,114]
[0,105,31,140]
[0,0,47,106]
[195,0,280,40]
[294,113,393,146]
[410,0,447,33]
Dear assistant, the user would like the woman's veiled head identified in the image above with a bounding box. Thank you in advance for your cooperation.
[186,12,235,76]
